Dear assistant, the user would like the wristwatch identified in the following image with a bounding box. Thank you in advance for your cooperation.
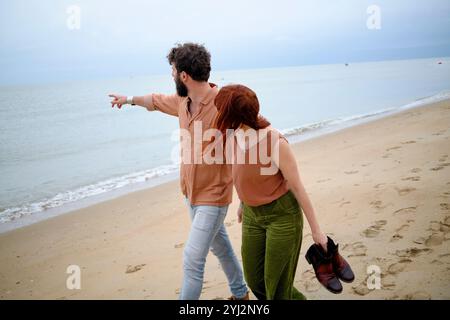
[126,96,135,105]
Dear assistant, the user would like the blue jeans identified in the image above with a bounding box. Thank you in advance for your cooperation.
[180,198,248,300]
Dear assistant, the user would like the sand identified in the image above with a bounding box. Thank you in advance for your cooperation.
[1,99,449,300]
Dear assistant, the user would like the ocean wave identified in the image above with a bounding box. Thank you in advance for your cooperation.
[281,89,450,138]
[280,108,394,137]
[398,89,450,110]
[0,164,179,223]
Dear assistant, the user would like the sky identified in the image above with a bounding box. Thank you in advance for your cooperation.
[0,0,449,85]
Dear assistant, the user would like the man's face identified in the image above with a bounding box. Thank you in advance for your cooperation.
[172,64,188,97]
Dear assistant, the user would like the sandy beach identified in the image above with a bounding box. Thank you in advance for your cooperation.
[1,99,449,300]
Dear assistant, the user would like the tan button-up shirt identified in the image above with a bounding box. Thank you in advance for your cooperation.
[150,83,233,206]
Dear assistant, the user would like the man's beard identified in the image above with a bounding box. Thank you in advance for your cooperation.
[175,75,188,97]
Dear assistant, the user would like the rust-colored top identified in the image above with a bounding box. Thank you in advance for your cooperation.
[232,129,289,206]
[151,84,232,206]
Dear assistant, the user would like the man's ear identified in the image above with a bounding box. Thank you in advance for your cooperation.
[180,71,189,82]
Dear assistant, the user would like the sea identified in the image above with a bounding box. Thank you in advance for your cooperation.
[1,57,450,232]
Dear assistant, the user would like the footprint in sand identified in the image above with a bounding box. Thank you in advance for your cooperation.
[374,183,387,189]
[361,220,387,238]
[410,168,422,173]
[370,200,382,208]
[369,200,390,210]
[430,166,445,171]
[401,176,421,182]
[225,222,233,227]
[343,242,367,257]
[382,153,392,159]
[125,264,146,274]
[386,146,402,151]
[427,217,450,235]
[201,281,213,291]
[344,170,359,175]
[439,155,449,162]
[304,279,321,293]
[392,206,417,215]
[431,259,443,265]
[401,140,416,145]
[391,233,403,242]
[352,277,371,296]
[381,274,397,290]
[440,203,450,211]
[428,220,443,232]
[302,269,315,277]
[424,233,444,247]
[404,291,431,300]
[387,259,412,275]
[174,242,184,249]
[333,197,346,205]
[339,200,351,207]
[300,270,320,292]
[442,217,450,232]
[361,162,372,167]
[391,221,414,242]
[394,247,432,258]
[413,236,427,245]
[394,187,416,196]
[438,253,450,262]
[317,178,331,183]
[441,193,450,199]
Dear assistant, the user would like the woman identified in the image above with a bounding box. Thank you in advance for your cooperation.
[214,84,348,300]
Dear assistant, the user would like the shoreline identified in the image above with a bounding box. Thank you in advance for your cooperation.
[0,97,449,299]
[2,90,450,234]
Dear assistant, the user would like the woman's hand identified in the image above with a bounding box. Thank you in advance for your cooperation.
[312,231,328,253]
[237,203,243,223]
[109,93,127,109]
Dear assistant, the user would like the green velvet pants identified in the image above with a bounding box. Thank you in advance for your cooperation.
[241,190,306,300]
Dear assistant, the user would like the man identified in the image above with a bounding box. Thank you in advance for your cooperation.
[108,43,248,300]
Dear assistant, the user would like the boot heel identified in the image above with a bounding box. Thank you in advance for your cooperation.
[305,254,311,265]
[305,246,316,265]
[305,242,343,294]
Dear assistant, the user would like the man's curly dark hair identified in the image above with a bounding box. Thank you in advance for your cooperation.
[167,43,211,82]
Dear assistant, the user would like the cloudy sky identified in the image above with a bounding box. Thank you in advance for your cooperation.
[0,0,449,85]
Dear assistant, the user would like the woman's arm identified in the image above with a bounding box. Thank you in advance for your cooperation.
[276,138,328,250]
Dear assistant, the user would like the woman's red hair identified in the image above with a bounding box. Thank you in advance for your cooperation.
[214,84,270,133]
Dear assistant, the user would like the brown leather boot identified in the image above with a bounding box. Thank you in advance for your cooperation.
[327,236,355,283]
[305,243,342,294]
